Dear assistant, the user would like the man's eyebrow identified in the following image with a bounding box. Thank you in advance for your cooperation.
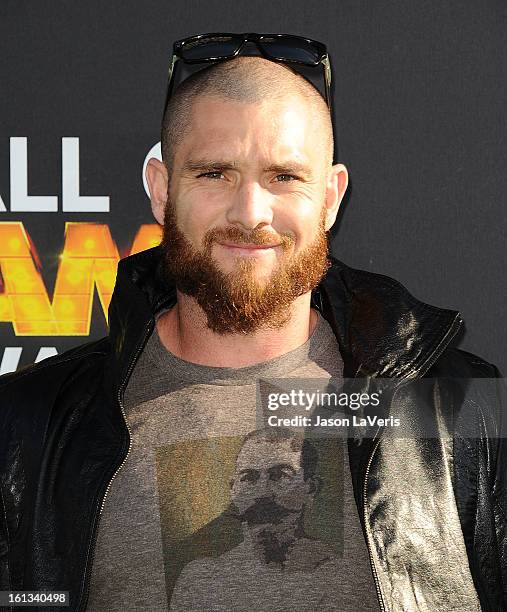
[181,159,239,173]
[237,468,259,475]
[269,463,297,474]
[181,159,313,176]
[264,163,312,177]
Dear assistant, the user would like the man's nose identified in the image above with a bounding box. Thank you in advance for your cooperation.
[225,180,275,230]
[251,473,277,496]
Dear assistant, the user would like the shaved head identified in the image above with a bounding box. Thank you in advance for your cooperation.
[161,56,334,173]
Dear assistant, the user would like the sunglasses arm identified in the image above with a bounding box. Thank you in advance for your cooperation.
[168,53,178,83]
[322,55,332,112]
[162,53,180,115]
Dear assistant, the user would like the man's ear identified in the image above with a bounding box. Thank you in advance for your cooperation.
[307,474,323,496]
[324,163,349,231]
[145,158,169,225]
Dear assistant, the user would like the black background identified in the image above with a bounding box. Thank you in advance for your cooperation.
[1,1,506,373]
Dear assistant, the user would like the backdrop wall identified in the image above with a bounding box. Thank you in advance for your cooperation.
[1,0,505,374]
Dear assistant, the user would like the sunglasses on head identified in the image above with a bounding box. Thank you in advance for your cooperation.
[164,32,332,113]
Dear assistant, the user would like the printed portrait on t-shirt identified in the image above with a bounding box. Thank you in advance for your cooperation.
[155,428,346,612]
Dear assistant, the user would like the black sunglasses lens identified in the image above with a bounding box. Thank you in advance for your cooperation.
[259,37,322,64]
[180,36,242,61]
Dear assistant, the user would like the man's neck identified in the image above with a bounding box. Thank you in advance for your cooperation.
[156,290,318,368]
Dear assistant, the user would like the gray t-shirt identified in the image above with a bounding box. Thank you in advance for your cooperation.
[86,312,380,611]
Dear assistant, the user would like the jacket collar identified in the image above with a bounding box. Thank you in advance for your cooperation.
[107,246,463,387]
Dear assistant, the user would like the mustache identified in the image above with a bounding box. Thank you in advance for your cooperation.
[232,499,295,525]
[203,226,295,250]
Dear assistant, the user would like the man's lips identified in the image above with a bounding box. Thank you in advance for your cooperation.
[218,242,279,250]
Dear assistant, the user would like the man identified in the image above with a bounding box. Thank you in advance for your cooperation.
[0,33,505,612]
[170,429,348,612]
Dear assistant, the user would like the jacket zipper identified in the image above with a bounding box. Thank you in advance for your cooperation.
[363,436,386,612]
[77,319,154,612]
[361,311,463,612]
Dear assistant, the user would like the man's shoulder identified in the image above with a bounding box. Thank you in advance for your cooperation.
[430,346,505,442]
[0,337,112,466]
[432,345,501,378]
[0,336,111,401]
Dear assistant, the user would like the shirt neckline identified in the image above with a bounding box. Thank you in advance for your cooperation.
[144,310,337,386]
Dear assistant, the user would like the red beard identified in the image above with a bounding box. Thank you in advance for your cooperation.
[160,201,329,335]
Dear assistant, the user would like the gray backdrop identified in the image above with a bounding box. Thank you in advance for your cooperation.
[1,0,505,373]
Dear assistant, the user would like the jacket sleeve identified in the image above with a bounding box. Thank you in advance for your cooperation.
[0,385,11,594]
[0,388,11,593]
[0,487,9,591]
[492,365,507,606]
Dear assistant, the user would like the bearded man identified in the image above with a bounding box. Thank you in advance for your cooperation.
[0,33,506,612]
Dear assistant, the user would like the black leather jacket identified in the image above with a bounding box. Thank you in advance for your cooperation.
[0,247,505,612]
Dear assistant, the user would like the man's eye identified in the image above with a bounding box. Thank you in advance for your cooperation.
[269,467,294,481]
[240,471,259,483]
[275,174,298,182]
[197,171,223,179]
